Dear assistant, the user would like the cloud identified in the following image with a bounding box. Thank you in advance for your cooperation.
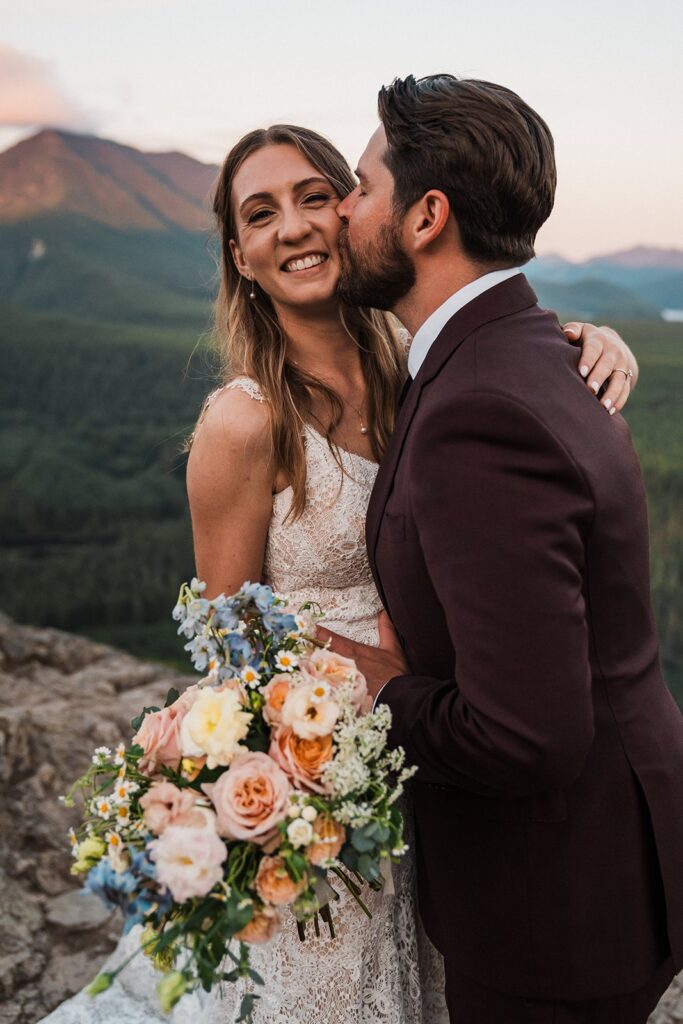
[0,45,93,129]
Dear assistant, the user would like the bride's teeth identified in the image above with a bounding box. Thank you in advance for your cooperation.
[286,254,326,272]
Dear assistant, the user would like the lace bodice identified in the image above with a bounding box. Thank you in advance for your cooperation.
[39,371,447,1024]
[221,377,384,647]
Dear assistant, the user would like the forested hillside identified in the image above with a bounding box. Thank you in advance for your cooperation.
[0,306,681,698]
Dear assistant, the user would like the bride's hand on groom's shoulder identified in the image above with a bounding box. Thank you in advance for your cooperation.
[562,321,639,415]
[317,612,408,699]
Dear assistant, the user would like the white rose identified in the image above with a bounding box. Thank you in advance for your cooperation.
[281,684,339,740]
[286,818,314,848]
[180,687,253,769]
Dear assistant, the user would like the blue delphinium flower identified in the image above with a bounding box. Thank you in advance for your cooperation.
[184,634,217,672]
[227,635,253,667]
[262,610,297,638]
[241,582,276,612]
[84,858,138,912]
[85,851,172,934]
[212,600,239,632]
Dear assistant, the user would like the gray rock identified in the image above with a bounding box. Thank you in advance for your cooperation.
[45,890,113,931]
[0,614,194,1022]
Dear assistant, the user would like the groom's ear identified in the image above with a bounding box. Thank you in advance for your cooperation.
[407,190,452,253]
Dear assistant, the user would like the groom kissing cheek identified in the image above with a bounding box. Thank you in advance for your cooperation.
[320,74,683,1024]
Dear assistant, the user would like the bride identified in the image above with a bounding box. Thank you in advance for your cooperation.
[40,124,638,1024]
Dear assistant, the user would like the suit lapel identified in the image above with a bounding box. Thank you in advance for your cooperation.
[366,274,538,592]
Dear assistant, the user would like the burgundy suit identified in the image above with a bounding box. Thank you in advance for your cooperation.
[367,275,683,1013]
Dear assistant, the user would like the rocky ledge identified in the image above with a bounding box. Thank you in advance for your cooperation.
[0,613,194,1024]
[0,613,681,1023]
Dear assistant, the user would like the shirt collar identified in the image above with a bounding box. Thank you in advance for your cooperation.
[407,267,523,378]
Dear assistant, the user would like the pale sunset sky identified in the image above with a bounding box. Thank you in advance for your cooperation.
[0,0,681,260]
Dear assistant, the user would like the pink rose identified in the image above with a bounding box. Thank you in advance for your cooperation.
[139,780,200,834]
[299,649,367,710]
[203,751,290,846]
[148,824,226,903]
[133,686,198,774]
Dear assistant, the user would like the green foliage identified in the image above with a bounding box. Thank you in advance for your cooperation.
[0,301,216,646]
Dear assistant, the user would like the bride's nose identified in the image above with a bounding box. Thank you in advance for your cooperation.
[278,204,312,244]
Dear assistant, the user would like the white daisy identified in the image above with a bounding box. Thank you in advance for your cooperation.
[309,681,331,704]
[94,798,113,819]
[115,804,131,827]
[275,651,298,672]
[241,666,261,688]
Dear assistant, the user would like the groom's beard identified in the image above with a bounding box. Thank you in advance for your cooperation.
[337,220,416,311]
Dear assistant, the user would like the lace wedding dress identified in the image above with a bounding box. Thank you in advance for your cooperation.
[40,377,448,1024]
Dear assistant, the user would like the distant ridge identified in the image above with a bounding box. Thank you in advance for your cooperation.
[0,129,219,231]
[588,247,683,270]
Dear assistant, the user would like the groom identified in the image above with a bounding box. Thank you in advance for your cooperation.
[321,75,683,1022]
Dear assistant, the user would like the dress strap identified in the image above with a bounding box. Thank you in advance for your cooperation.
[224,376,265,403]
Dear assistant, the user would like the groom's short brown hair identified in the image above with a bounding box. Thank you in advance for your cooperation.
[377,74,556,264]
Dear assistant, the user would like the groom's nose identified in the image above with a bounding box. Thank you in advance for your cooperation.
[336,188,357,221]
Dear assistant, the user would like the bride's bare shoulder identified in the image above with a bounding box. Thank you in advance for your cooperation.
[188,380,271,471]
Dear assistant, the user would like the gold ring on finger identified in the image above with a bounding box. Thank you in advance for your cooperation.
[612,367,633,381]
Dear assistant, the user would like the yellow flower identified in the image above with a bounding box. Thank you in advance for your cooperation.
[71,835,106,875]
[157,971,187,1013]
[180,687,252,769]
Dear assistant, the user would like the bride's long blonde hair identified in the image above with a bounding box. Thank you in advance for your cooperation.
[208,124,405,519]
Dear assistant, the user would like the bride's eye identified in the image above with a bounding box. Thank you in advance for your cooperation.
[247,208,273,224]
[304,192,332,205]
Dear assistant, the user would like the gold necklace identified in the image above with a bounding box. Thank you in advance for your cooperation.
[340,395,368,435]
[290,359,368,434]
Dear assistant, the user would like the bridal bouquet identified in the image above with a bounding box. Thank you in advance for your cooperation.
[63,579,415,1020]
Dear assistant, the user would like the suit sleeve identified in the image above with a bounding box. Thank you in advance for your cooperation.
[379,390,596,797]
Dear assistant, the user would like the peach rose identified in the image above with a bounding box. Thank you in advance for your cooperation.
[139,780,199,834]
[235,905,281,944]
[133,686,198,774]
[299,649,367,710]
[255,855,306,906]
[269,726,333,794]
[202,751,290,845]
[262,675,293,727]
[308,816,346,866]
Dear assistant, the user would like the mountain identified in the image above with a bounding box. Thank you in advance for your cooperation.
[0,129,218,231]
[0,130,221,325]
[529,246,683,318]
[589,247,683,270]
[531,277,661,321]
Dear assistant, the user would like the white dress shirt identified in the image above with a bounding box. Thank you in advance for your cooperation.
[407,267,523,379]
[373,266,522,710]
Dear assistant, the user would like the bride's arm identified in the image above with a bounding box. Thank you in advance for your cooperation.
[186,388,275,599]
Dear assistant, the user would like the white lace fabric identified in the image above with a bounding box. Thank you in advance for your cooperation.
[40,373,447,1024]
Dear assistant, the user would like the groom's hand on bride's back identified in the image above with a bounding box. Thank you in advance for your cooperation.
[563,321,639,414]
[316,612,408,699]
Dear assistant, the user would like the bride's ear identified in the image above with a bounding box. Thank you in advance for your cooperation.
[409,190,451,253]
[229,238,251,280]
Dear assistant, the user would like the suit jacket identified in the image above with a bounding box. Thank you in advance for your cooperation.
[367,274,683,1000]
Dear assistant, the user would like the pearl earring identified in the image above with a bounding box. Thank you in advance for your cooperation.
[249,277,256,300]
